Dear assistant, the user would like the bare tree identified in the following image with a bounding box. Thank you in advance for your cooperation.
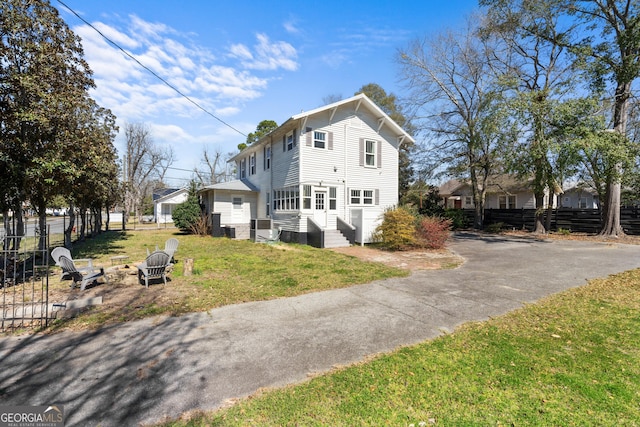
[397,18,513,229]
[193,147,232,185]
[123,122,174,221]
[322,94,343,105]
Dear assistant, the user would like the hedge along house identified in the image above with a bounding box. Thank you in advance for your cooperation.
[198,93,415,247]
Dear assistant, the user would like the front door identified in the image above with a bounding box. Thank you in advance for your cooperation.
[313,190,327,227]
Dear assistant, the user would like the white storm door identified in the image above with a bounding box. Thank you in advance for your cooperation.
[313,190,327,227]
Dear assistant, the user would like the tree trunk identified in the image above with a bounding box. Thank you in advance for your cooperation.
[545,203,553,232]
[65,206,75,249]
[600,80,630,237]
[533,193,546,234]
[105,204,111,231]
[599,180,624,237]
[79,209,87,241]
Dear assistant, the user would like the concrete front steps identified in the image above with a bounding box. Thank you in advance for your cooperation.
[324,229,351,248]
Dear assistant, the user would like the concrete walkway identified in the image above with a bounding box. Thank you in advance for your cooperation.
[1,232,639,426]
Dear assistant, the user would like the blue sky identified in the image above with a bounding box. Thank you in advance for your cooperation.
[54,0,480,186]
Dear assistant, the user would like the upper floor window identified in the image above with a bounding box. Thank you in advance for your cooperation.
[249,153,256,175]
[285,131,296,151]
[314,131,326,149]
[365,140,376,167]
[265,145,271,170]
[239,158,246,179]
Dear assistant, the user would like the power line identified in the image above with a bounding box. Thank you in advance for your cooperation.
[56,0,247,138]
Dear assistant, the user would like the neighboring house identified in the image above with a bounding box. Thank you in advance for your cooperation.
[199,93,415,247]
[153,188,188,224]
[558,186,599,209]
[439,176,559,209]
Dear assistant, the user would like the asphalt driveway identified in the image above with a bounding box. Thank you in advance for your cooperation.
[1,232,639,426]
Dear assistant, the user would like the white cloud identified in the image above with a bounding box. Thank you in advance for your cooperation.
[75,15,295,119]
[229,43,253,61]
[283,17,300,35]
[72,14,299,171]
[229,33,298,71]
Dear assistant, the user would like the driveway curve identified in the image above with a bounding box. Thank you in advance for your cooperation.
[1,232,639,426]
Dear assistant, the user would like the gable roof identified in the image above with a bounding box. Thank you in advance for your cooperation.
[154,188,188,203]
[230,93,415,162]
[153,188,183,201]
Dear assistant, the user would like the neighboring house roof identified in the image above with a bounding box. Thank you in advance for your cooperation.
[199,179,259,193]
[484,175,533,194]
[153,188,181,201]
[229,93,415,162]
[439,176,539,196]
[438,179,465,197]
[563,185,598,195]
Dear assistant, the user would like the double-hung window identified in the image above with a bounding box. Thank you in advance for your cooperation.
[249,154,255,175]
[239,158,246,179]
[303,185,312,209]
[365,140,376,167]
[498,195,516,209]
[350,189,361,204]
[287,132,294,151]
[329,187,337,210]
[313,131,326,149]
[363,190,374,205]
[350,188,377,205]
[265,146,271,170]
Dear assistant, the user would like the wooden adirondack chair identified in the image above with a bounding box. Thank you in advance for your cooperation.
[136,250,172,288]
[58,255,108,291]
[51,247,95,280]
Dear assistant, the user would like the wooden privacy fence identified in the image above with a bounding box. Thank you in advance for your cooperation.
[461,207,640,235]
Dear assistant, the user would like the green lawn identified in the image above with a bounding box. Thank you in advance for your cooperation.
[42,229,408,331]
[158,269,640,426]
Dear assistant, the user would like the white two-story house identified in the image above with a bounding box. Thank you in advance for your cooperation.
[199,93,415,247]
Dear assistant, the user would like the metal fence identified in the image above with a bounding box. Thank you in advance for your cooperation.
[1,229,50,332]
